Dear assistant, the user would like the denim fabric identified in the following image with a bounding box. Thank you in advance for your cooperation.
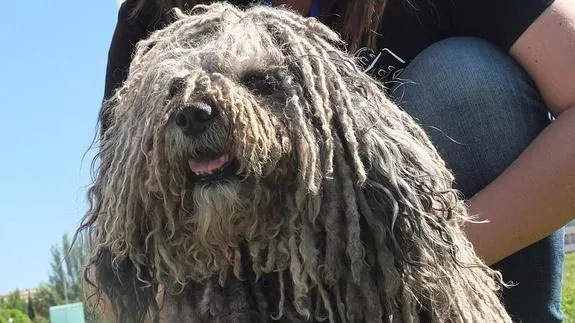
[390,37,565,323]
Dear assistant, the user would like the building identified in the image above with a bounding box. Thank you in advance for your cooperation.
[0,288,38,302]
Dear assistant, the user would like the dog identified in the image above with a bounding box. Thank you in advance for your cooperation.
[80,3,512,322]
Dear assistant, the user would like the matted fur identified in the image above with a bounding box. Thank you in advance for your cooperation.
[80,3,512,322]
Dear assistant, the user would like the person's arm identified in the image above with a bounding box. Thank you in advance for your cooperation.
[464,0,575,265]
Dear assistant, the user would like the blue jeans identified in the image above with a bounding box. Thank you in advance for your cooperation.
[390,37,565,322]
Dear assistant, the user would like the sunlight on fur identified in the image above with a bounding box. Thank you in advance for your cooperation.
[79,3,512,322]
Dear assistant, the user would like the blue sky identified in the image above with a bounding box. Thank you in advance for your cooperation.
[0,1,118,294]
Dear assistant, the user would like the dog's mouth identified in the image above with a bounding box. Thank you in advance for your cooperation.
[188,153,239,182]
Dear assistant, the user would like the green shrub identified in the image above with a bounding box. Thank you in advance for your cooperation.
[563,252,575,322]
[0,308,31,323]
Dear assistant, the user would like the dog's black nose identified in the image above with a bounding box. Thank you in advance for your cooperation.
[174,104,217,136]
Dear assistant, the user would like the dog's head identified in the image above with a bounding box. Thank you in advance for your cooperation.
[82,4,509,322]
[90,3,397,284]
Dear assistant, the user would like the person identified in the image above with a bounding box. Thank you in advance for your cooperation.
[101,0,575,321]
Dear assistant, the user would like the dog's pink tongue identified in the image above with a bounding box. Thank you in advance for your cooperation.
[189,155,227,173]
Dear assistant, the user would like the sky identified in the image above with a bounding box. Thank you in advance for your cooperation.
[0,0,119,294]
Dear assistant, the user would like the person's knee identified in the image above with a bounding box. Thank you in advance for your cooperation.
[392,37,537,112]
[390,37,551,197]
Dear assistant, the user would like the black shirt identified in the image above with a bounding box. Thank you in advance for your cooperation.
[348,0,554,83]
[103,0,554,106]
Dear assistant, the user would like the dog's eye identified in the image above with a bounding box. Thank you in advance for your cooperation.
[240,71,282,96]
[168,77,187,99]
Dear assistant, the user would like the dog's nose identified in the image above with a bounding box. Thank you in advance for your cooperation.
[174,104,217,136]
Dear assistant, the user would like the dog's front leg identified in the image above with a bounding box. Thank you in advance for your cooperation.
[85,247,159,323]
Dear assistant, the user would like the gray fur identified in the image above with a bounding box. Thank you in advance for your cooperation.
[79,3,512,322]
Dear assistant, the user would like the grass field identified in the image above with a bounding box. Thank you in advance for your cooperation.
[563,252,575,322]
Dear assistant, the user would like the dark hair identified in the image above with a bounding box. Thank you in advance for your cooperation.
[339,0,387,50]
[129,0,387,50]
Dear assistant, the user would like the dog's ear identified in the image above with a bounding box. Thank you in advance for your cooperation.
[88,247,158,323]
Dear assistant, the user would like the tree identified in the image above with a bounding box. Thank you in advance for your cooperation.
[2,291,26,314]
[67,234,85,301]
[28,284,58,321]
[48,245,67,303]
[48,233,86,304]
[46,233,102,321]
[25,296,34,321]
[1,233,91,323]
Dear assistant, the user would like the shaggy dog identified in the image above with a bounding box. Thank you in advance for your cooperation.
[80,3,512,322]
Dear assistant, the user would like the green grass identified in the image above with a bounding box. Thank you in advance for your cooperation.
[563,252,575,322]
